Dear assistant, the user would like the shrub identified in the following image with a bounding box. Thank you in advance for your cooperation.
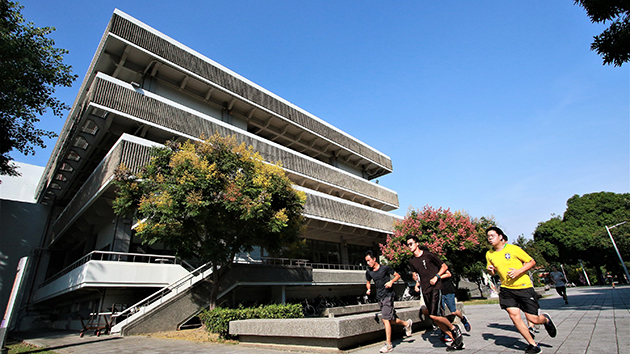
[199,303,303,339]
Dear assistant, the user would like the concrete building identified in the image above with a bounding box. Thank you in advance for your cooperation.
[7,10,402,333]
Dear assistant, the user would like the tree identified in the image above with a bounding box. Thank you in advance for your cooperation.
[513,235,548,287]
[534,192,630,283]
[0,0,77,176]
[462,216,497,298]
[113,134,307,307]
[575,0,630,66]
[380,205,481,284]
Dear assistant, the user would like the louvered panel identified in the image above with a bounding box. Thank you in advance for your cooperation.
[303,193,397,233]
[109,14,392,170]
[90,78,399,208]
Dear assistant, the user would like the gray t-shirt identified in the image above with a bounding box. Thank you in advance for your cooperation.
[550,271,565,287]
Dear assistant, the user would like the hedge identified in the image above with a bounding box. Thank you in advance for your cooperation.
[199,303,303,338]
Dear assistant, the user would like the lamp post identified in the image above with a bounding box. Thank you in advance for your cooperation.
[605,221,630,284]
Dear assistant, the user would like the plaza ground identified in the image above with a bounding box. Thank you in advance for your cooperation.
[15,285,629,354]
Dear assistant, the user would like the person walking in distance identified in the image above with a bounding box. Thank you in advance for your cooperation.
[548,265,568,304]
[365,251,413,353]
[406,237,464,351]
[485,227,557,354]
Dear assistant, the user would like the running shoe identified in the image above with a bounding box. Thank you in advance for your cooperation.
[451,324,463,347]
[379,343,393,353]
[543,313,557,338]
[446,342,465,351]
[525,344,542,353]
[405,318,413,336]
[528,326,535,340]
[461,315,471,332]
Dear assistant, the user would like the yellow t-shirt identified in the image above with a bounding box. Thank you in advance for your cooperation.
[486,244,533,289]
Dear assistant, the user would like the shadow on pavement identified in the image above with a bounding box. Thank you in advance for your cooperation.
[11,337,123,353]
[481,332,525,351]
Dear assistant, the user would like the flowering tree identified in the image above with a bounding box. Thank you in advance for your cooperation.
[113,133,306,306]
[380,205,482,284]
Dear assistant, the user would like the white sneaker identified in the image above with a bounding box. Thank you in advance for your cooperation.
[405,318,413,336]
[380,343,394,353]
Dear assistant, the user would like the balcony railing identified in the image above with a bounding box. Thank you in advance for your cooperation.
[258,256,366,271]
[40,251,181,288]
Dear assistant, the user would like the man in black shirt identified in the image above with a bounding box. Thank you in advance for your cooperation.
[365,250,413,353]
[406,237,464,351]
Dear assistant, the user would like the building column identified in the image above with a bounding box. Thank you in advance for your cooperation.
[111,215,132,253]
[340,236,349,264]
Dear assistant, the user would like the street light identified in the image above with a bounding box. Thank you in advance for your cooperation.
[605,221,630,284]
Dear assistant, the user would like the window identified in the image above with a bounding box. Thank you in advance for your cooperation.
[60,162,73,172]
[73,136,89,150]
[66,150,81,161]
[81,119,99,135]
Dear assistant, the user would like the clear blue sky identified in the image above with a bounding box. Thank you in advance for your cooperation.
[15,0,629,239]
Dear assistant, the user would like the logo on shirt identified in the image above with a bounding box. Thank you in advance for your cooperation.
[422,260,427,269]
[505,253,511,260]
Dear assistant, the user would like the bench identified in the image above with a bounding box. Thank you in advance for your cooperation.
[229,300,465,351]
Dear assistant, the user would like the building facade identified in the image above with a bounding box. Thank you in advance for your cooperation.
[18,10,401,332]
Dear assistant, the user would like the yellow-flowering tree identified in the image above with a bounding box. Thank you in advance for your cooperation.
[113,133,306,306]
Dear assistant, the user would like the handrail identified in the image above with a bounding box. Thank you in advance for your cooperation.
[307,262,366,271]
[112,261,215,321]
[110,256,366,333]
[259,256,366,270]
[40,251,179,287]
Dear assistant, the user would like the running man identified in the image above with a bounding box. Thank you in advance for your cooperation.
[406,237,464,351]
[365,250,413,353]
[485,227,557,354]
[548,265,568,304]
[439,269,471,342]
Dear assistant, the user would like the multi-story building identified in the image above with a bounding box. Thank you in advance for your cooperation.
[16,10,401,333]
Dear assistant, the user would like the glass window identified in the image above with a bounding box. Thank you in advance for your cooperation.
[81,119,99,135]
[73,136,89,150]
[60,162,73,172]
[66,150,81,161]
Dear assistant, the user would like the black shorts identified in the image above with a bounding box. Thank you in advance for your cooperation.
[499,287,540,315]
[422,289,442,317]
[378,296,397,321]
[555,286,566,295]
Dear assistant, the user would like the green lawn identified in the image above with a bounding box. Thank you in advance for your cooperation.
[4,341,58,354]
[461,298,500,305]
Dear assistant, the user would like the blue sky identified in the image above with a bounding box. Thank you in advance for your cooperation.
[15,1,629,239]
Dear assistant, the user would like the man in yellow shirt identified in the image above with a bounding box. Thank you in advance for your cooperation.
[485,227,556,354]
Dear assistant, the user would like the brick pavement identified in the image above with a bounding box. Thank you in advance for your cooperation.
[15,285,629,354]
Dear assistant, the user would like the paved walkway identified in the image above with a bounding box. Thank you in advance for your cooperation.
[16,286,630,354]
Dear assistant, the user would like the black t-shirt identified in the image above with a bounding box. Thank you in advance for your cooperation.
[409,251,444,294]
[366,264,396,300]
[441,277,456,295]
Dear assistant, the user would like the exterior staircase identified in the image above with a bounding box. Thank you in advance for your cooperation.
[110,262,215,335]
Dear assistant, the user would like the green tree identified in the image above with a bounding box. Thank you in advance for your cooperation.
[575,0,630,66]
[513,235,548,287]
[0,0,76,177]
[113,134,307,306]
[380,205,482,285]
[462,216,497,298]
[534,192,630,283]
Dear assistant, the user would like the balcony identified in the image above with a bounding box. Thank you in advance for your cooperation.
[33,251,189,303]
